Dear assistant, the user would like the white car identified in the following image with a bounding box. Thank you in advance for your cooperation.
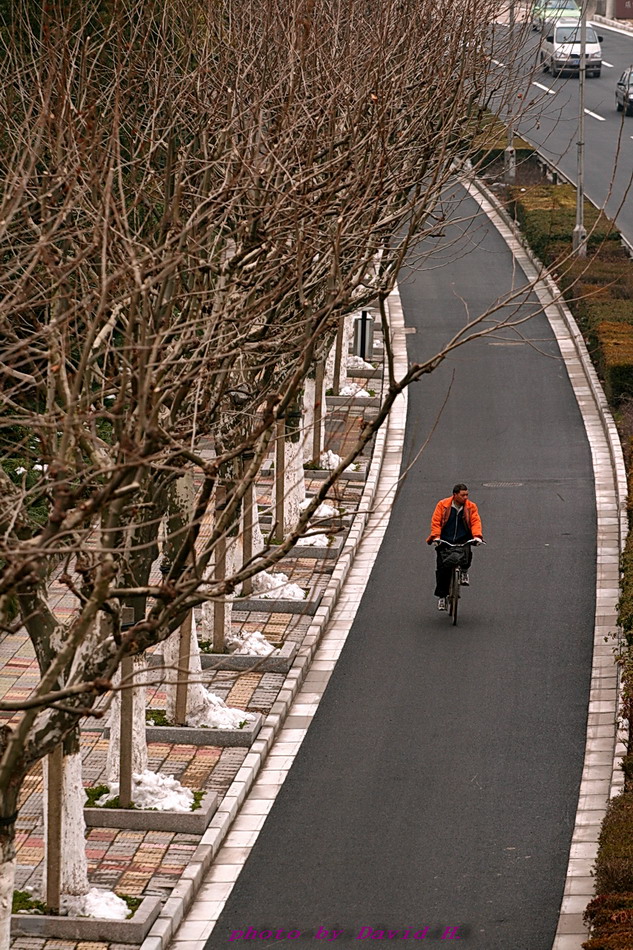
[540,19,603,77]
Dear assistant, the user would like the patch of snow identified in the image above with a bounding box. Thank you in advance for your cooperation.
[96,769,195,812]
[320,450,342,470]
[186,689,255,729]
[347,355,374,370]
[32,463,48,472]
[338,383,370,398]
[15,466,26,475]
[299,499,337,519]
[62,887,129,920]
[251,570,306,601]
[296,533,330,547]
[226,629,277,656]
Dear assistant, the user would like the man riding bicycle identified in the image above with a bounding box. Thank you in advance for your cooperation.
[427,483,484,611]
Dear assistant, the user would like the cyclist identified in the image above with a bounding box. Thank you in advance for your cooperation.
[427,483,484,611]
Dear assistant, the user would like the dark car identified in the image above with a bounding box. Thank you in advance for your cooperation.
[616,67,633,115]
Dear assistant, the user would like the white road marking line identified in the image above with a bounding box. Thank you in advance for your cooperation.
[603,61,614,68]
[491,59,506,67]
[533,81,556,94]
[584,108,605,121]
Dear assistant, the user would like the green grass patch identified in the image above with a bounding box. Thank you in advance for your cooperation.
[12,890,47,915]
[121,894,143,917]
[85,784,126,809]
[192,790,205,811]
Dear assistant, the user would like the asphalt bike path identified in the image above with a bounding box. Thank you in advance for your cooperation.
[202,186,597,949]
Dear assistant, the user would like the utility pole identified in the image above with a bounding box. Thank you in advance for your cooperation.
[573,1,588,257]
[504,0,517,182]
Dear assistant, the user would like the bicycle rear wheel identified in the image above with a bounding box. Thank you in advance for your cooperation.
[448,566,460,626]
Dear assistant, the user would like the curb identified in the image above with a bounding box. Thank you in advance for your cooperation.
[464,175,628,950]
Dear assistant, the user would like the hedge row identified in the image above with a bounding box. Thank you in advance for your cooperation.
[470,112,534,170]
[507,184,633,404]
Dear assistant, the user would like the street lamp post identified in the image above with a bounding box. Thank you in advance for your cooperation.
[572,1,588,257]
[504,0,517,182]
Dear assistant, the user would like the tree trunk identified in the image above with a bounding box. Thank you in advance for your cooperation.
[43,730,89,898]
[0,840,15,950]
[283,436,306,534]
[105,658,149,784]
[0,750,19,950]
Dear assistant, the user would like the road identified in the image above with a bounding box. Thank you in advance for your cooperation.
[204,188,597,949]
[501,21,633,239]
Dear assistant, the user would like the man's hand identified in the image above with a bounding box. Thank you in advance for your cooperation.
[472,537,485,545]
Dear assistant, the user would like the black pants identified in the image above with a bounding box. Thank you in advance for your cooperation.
[434,545,473,598]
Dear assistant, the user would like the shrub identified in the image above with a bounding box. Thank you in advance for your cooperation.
[583,893,633,948]
[619,538,633,643]
[593,794,633,894]
[592,323,633,403]
[508,185,620,263]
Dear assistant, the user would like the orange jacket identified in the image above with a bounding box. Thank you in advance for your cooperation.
[426,497,483,544]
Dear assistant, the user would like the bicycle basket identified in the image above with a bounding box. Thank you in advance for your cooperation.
[439,546,469,568]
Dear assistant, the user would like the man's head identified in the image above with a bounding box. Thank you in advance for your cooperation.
[452,483,469,505]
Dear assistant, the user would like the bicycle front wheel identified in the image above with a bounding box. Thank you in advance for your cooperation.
[449,567,459,626]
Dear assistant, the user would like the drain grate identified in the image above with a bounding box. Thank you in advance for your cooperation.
[482,481,524,488]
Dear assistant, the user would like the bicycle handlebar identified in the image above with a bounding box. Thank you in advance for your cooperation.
[435,538,485,546]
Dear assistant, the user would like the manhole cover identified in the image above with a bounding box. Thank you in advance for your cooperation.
[482,481,524,488]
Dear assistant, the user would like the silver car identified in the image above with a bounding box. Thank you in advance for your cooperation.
[616,66,633,115]
[541,20,603,77]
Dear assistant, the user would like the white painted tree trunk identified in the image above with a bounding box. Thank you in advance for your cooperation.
[251,502,265,558]
[342,314,355,377]
[163,614,247,726]
[42,752,89,897]
[283,437,305,533]
[105,658,149,783]
[324,335,338,392]
[302,377,323,462]
[199,514,246,643]
[163,612,212,722]
[0,852,15,950]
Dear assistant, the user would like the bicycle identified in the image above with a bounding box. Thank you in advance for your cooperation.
[436,539,484,626]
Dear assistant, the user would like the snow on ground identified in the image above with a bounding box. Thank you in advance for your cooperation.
[186,689,256,729]
[296,532,330,547]
[251,570,306,601]
[338,383,371,398]
[347,355,374,370]
[96,769,195,811]
[62,887,129,920]
[299,498,337,519]
[226,629,277,656]
[320,450,343,470]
